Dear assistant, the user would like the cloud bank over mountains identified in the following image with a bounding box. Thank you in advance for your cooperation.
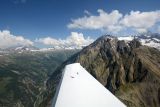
[68,9,160,33]
[0,30,33,49]
[35,32,94,49]
[0,30,93,49]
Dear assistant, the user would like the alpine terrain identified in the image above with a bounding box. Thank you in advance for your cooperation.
[45,35,160,107]
[0,49,79,107]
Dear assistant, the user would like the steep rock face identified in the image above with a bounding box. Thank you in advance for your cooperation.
[46,35,160,107]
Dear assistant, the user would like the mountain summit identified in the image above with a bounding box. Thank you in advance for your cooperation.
[45,35,160,107]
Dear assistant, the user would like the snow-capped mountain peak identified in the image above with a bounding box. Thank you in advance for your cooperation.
[118,33,160,50]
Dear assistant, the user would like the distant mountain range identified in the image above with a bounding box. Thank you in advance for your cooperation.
[118,32,160,50]
[0,45,81,53]
[0,32,159,53]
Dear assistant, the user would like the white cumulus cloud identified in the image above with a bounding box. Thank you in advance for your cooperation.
[68,9,160,33]
[68,9,123,33]
[0,30,33,49]
[120,10,160,32]
[35,32,94,49]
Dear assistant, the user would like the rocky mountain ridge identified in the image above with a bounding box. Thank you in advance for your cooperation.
[45,35,160,107]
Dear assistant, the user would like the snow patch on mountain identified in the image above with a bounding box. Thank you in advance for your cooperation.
[140,39,160,50]
[118,36,134,41]
[117,33,160,50]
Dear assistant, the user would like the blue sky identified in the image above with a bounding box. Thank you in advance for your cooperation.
[0,0,160,48]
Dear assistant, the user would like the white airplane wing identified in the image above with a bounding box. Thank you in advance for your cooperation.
[52,63,126,107]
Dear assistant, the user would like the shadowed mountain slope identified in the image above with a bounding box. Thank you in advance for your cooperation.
[46,35,160,107]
